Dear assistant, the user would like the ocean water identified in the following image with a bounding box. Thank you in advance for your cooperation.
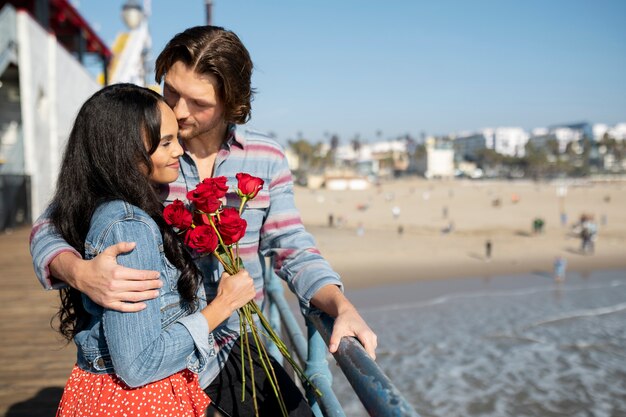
[329,270,626,417]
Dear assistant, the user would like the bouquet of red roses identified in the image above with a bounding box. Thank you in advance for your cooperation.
[164,173,318,417]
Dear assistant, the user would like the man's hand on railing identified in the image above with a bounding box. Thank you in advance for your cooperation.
[310,284,378,360]
[330,306,378,360]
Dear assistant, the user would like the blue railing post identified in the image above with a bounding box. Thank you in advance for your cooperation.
[305,319,345,417]
[309,312,421,417]
[264,259,283,363]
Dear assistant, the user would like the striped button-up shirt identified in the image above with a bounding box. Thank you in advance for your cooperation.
[30,124,343,388]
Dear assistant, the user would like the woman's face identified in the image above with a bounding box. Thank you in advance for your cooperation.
[149,102,183,184]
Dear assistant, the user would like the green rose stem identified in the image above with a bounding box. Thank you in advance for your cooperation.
[238,196,249,215]
[247,301,322,397]
[240,313,261,415]
[243,306,288,417]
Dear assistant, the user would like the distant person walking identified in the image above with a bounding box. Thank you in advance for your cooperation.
[391,206,401,219]
[553,256,567,283]
[579,215,597,254]
[532,218,545,234]
[485,239,492,260]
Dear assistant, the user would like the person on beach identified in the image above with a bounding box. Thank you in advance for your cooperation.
[578,214,597,254]
[553,256,567,283]
[30,26,377,417]
[49,84,258,416]
[485,239,492,260]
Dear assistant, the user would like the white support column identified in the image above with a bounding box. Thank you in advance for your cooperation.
[48,33,59,183]
[16,11,39,217]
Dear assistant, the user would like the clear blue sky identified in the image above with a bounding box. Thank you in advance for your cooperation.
[76,0,626,144]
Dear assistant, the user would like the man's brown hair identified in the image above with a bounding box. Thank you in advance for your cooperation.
[155,26,254,124]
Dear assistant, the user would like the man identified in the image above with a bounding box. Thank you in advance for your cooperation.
[30,26,377,416]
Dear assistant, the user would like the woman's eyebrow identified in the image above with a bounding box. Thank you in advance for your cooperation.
[160,134,175,141]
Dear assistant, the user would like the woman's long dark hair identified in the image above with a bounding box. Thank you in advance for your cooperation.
[50,83,200,341]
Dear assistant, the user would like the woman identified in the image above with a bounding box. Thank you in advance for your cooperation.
[50,84,255,416]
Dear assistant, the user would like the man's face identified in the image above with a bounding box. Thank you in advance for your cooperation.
[163,61,226,141]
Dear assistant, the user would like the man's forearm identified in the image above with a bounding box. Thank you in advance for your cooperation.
[29,211,80,290]
[310,284,355,317]
[49,251,84,289]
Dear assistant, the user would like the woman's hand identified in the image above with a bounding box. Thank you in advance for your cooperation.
[201,270,256,329]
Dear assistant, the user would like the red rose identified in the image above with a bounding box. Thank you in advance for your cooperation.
[163,199,192,230]
[185,225,218,254]
[187,176,228,214]
[236,173,264,199]
[217,207,247,245]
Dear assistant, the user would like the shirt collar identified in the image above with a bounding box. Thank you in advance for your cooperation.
[226,123,246,149]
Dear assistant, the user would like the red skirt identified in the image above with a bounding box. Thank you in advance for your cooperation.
[56,365,210,417]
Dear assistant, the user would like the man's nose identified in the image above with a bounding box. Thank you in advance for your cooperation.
[173,99,190,120]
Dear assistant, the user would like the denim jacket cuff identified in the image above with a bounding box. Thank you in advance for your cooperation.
[177,312,217,374]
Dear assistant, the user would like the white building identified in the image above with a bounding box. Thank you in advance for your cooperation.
[321,139,410,177]
[529,123,591,153]
[592,123,626,141]
[593,123,610,141]
[454,127,528,159]
[0,2,110,229]
[415,137,454,179]
[608,123,626,141]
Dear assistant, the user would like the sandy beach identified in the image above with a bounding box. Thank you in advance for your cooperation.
[293,178,626,288]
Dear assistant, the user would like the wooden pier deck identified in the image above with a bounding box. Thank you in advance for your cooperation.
[0,227,75,417]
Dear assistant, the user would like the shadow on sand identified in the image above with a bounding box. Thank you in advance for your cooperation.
[467,252,488,261]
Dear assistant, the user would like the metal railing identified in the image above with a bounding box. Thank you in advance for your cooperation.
[264,263,420,417]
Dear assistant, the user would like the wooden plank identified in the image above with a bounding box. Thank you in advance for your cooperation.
[0,227,76,417]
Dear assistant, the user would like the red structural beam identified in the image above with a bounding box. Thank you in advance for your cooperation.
[1,0,112,59]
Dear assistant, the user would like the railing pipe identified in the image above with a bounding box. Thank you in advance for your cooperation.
[308,312,421,417]
[305,319,346,417]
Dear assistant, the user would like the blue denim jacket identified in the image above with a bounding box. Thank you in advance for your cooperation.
[75,200,216,388]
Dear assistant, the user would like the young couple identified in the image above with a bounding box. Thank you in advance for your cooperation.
[31,25,377,417]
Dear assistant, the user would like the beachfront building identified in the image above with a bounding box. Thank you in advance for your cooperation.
[321,139,411,179]
[454,127,529,160]
[610,123,626,141]
[415,137,454,179]
[0,1,111,230]
[593,123,610,141]
[528,122,593,154]
[594,123,626,141]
